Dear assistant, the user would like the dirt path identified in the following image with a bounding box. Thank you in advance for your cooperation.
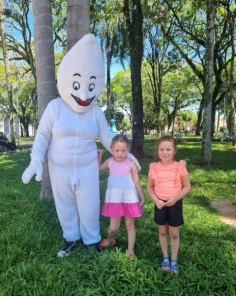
[209,199,236,230]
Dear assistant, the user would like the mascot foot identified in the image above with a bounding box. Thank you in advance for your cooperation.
[57,241,77,257]
[84,243,103,253]
[93,243,103,253]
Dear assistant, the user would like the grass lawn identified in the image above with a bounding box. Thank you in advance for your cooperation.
[0,140,236,295]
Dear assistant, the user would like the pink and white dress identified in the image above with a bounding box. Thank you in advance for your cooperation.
[101,157,142,218]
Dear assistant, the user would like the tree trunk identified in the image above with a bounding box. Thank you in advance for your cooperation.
[8,85,15,143]
[123,0,144,160]
[228,6,235,142]
[33,0,57,198]
[22,124,29,137]
[211,103,216,135]
[66,0,89,51]
[201,0,215,165]
[105,34,114,124]
[156,79,162,136]
[31,90,38,136]
[0,0,15,145]
[196,97,204,136]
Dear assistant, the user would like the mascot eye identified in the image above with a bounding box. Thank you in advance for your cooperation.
[88,83,95,92]
[73,82,80,91]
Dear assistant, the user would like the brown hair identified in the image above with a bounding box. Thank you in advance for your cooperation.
[111,134,129,148]
[157,136,177,149]
[156,135,177,152]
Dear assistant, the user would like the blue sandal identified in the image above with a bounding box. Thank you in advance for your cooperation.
[161,256,170,271]
[170,259,179,275]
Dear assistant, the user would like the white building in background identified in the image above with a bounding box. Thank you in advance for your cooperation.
[0,117,19,136]
[0,117,11,135]
[0,116,34,137]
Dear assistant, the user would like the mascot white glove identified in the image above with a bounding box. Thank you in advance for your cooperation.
[22,158,43,184]
[127,152,141,171]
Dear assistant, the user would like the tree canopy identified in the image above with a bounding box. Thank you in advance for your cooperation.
[0,0,235,163]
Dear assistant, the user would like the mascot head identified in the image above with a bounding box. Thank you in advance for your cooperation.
[57,34,105,113]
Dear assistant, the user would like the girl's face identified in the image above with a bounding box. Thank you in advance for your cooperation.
[158,140,176,164]
[111,141,129,162]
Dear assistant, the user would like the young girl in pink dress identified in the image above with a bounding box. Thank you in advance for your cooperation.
[98,134,145,258]
[147,136,191,275]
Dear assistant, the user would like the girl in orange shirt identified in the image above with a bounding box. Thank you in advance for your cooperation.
[147,136,191,275]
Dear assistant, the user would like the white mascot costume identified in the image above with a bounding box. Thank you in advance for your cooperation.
[22,34,140,257]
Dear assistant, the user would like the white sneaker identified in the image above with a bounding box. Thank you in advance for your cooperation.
[57,241,77,257]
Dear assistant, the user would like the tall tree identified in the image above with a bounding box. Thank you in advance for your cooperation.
[225,2,235,141]
[123,0,144,160]
[91,1,132,127]
[142,1,176,136]
[161,0,236,136]
[201,0,215,164]
[0,0,15,144]
[66,0,89,51]
[32,0,57,198]
[4,0,38,134]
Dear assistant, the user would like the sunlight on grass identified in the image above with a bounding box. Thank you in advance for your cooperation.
[0,141,235,295]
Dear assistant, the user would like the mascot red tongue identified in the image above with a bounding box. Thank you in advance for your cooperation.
[22,34,140,257]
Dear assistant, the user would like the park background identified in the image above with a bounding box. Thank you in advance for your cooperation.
[0,1,236,295]
[0,1,235,160]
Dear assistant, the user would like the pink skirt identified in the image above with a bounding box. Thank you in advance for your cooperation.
[102,202,142,218]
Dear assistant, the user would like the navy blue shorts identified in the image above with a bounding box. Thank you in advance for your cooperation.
[154,199,184,227]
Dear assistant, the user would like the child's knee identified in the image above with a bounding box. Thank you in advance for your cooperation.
[169,229,179,240]
[125,220,135,231]
[171,233,179,240]
[159,225,168,236]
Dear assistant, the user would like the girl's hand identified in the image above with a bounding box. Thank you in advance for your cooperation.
[98,149,103,158]
[155,199,165,209]
[140,198,145,208]
[165,198,177,207]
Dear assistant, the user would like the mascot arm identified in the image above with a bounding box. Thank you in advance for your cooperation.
[97,108,113,154]
[127,152,141,172]
[22,103,54,184]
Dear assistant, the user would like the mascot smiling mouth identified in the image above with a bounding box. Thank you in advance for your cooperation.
[71,94,96,106]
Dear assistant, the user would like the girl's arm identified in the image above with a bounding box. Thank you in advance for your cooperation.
[130,161,145,207]
[165,175,191,207]
[97,149,109,172]
[146,176,165,209]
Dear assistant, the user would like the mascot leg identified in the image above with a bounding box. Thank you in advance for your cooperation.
[49,163,81,241]
[76,161,101,245]
[49,161,102,256]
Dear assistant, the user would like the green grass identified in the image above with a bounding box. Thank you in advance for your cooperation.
[0,141,236,295]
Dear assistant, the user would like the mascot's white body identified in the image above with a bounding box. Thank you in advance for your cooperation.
[22,34,139,252]
[30,100,112,245]
[22,34,112,245]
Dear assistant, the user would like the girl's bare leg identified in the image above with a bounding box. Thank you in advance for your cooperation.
[106,217,121,244]
[168,226,180,274]
[169,226,180,261]
[159,224,169,257]
[159,224,170,270]
[125,217,135,256]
